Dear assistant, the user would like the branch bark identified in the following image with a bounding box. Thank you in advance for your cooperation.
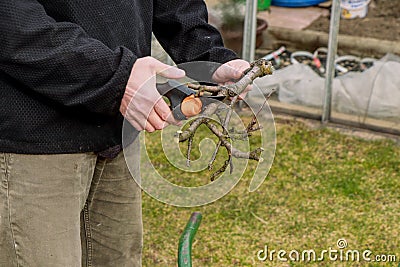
[177,59,274,179]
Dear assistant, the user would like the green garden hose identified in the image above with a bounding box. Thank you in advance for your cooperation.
[178,212,202,267]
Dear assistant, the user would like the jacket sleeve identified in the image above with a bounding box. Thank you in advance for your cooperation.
[0,0,136,116]
[152,0,238,81]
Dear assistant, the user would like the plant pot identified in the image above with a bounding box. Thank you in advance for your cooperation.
[220,18,268,56]
[238,0,272,10]
[258,0,272,11]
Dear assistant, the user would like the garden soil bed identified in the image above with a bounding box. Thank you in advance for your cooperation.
[307,0,400,41]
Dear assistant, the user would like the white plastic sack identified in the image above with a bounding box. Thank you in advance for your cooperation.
[252,54,400,119]
[335,61,400,119]
[253,63,326,108]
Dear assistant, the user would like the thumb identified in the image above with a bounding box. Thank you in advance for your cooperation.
[153,60,186,79]
[225,66,243,80]
[213,64,243,83]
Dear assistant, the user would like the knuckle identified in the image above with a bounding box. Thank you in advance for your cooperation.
[131,121,144,131]
[159,111,170,121]
[154,122,166,130]
[146,56,156,65]
[147,57,162,70]
[145,123,155,132]
[155,102,171,120]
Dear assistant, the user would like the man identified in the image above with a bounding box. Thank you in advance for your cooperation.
[0,0,250,266]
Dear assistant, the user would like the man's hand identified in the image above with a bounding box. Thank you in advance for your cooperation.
[120,57,186,132]
[212,59,251,99]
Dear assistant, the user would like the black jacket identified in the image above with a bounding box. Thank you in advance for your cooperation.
[0,0,237,154]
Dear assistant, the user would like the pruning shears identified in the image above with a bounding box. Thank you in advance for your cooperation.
[156,80,224,120]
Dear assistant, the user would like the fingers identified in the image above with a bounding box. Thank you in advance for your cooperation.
[151,59,186,79]
[217,65,242,80]
[125,103,176,133]
[125,106,169,133]
[124,97,178,133]
[153,98,181,126]
[212,59,251,83]
[121,57,186,133]
[212,59,253,101]
[146,109,169,132]
[212,65,241,83]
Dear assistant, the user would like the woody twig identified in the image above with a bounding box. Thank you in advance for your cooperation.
[177,59,274,180]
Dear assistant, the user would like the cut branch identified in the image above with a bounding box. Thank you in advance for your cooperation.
[177,59,274,180]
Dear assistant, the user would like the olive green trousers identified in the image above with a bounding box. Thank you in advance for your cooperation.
[0,139,142,267]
